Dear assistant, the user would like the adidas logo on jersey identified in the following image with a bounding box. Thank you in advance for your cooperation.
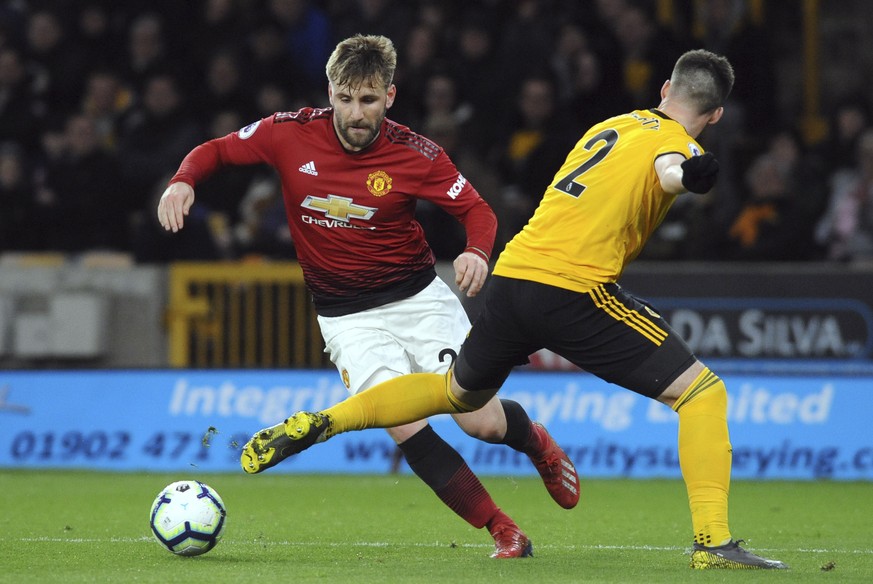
[299,161,318,176]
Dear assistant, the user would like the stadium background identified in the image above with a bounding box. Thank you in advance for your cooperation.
[1,1,872,482]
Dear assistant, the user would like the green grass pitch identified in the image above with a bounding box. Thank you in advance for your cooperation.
[0,470,870,583]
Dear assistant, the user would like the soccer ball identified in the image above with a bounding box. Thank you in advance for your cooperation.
[149,480,227,556]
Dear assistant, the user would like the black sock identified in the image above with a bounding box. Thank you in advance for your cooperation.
[398,425,498,528]
[397,424,463,488]
[500,399,534,452]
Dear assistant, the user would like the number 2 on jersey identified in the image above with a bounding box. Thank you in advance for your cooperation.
[554,129,618,197]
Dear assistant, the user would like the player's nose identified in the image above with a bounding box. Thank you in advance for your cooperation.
[348,106,365,122]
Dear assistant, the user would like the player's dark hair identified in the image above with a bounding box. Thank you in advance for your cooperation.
[670,49,735,114]
[326,34,396,91]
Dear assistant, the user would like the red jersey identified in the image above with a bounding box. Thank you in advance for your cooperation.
[170,108,497,316]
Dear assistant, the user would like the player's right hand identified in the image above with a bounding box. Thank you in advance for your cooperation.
[157,182,195,232]
[680,152,719,194]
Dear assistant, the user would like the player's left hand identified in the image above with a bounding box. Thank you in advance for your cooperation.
[680,152,719,194]
[453,251,489,297]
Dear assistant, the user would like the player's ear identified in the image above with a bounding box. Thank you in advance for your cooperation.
[707,106,724,125]
[327,82,335,104]
[660,79,670,100]
[385,84,396,109]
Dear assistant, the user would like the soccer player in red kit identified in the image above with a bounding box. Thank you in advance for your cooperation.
[157,34,578,558]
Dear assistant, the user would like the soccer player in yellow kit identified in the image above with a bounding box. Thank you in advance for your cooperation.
[245,49,787,569]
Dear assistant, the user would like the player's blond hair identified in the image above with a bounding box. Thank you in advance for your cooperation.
[669,49,735,114]
[326,34,396,91]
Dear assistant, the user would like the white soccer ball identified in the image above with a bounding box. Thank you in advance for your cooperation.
[149,480,227,556]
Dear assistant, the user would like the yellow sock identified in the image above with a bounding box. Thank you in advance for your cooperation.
[673,367,732,547]
[323,371,476,435]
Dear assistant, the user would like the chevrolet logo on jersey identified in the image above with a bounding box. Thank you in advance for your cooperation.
[301,194,377,223]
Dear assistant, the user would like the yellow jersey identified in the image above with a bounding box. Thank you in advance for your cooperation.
[494,109,703,292]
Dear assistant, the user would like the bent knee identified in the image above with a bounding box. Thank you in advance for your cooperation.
[451,398,506,443]
[458,422,504,443]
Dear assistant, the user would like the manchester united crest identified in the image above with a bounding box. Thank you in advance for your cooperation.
[366,170,393,197]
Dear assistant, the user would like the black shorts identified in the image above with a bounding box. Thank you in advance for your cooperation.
[454,276,697,399]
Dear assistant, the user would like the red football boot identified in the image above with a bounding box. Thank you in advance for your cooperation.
[526,423,580,509]
[489,514,533,559]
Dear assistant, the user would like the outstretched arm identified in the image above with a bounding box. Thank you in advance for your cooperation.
[156,121,273,232]
[155,139,225,232]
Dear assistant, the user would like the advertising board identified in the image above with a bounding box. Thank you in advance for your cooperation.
[2,368,869,480]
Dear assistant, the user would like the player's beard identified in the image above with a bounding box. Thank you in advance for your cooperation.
[336,110,385,150]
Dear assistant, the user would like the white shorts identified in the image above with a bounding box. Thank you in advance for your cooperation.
[317,277,471,395]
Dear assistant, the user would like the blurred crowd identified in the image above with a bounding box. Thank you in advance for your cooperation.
[2,0,873,264]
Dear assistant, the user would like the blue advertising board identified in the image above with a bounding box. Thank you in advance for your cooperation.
[0,368,870,480]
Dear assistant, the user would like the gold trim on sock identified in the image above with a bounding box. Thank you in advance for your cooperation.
[443,370,478,413]
[672,367,719,411]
